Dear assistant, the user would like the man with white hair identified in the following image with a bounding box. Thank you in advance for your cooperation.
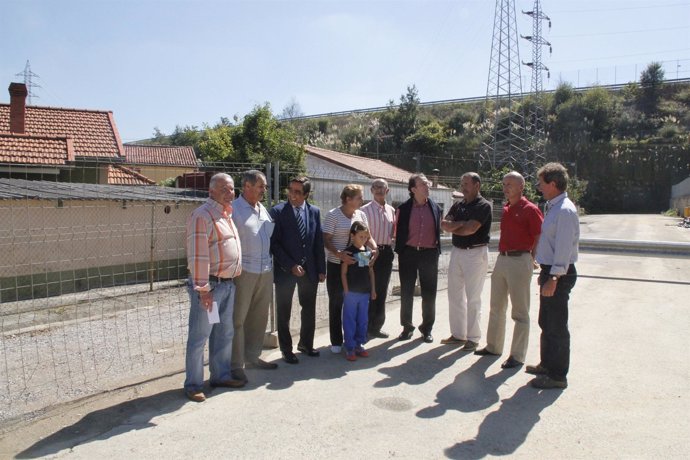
[184,173,244,402]
[361,178,396,338]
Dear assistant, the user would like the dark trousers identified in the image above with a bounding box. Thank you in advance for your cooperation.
[275,274,319,353]
[326,261,345,346]
[368,246,394,333]
[398,247,439,335]
[538,264,577,381]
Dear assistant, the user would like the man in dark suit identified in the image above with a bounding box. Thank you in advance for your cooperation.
[269,176,327,364]
[394,173,442,343]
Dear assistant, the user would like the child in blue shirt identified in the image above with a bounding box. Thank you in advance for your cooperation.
[341,222,377,361]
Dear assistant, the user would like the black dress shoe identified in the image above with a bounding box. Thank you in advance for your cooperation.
[474,347,500,356]
[210,378,246,388]
[297,345,320,357]
[422,333,433,343]
[369,330,390,339]
[398,329,414,341]
[525,364,548,375]
[282,351,299,364]
[501,356,523,369]
[231,368,248,384]
[245,359,278,370]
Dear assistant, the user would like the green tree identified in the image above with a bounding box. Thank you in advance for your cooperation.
[231,104,305,171]
[639,62,665,114]
[169,125,203,147]
[379,85,420,151]
[550,82,576,112]
[198,124,235,162]
[549,87,614,144]
[404,120,446,157]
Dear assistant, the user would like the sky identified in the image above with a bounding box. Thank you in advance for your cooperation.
[1,0,689,142]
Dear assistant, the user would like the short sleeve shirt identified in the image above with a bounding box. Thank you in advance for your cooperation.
[445,196,492,248]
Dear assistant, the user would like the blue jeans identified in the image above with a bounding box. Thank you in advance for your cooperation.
[343,291,369,351]
[184,278,235,392]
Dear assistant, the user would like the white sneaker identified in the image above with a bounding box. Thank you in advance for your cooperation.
[330,345,342,354]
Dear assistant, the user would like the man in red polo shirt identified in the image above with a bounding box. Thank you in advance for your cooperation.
[475,171,543,369]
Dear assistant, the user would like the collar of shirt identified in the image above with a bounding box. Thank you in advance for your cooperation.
[372,200,388,211]
[546,192,567,211]
[206,197,233,217]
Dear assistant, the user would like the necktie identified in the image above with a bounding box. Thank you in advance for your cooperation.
[295,207,306,241]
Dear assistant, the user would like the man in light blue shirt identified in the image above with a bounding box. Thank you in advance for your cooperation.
[231,170,276,383]
[528,162,579,390]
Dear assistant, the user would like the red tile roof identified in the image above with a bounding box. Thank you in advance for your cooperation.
[123,144,197,167]
[305,145,414,184]
[0,104,123,159]
[0,133,75,165]
[107,165,156,186]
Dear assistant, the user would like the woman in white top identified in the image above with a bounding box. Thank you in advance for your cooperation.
[323,184,377,353]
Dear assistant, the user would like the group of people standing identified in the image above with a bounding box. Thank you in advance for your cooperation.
[183,162,578,402]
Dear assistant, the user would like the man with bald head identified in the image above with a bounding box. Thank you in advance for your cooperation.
[475,171,543,369]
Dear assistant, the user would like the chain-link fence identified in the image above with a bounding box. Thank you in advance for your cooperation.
[0,159,502,423]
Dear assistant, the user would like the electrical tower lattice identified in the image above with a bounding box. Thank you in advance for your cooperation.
[481,0,529,174]
[521,0,551,173]
[15,60,41,105]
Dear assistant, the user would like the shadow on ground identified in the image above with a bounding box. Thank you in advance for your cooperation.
[260,337,422,391]
[443,385,561,459]
[16,389,187,459]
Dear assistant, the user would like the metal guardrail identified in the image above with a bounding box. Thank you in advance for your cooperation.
[285,78,690,121]
[487,236,690,257]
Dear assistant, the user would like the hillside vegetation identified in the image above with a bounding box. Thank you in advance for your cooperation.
[151,63,690,213]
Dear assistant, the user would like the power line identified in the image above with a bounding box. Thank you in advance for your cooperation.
[551,25,690,38]
[550,2,690,13]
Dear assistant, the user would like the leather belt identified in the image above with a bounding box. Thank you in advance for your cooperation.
[499,250,530,257]
[407,246,435,251]
[209,275,233,282]
[456,243,488,250]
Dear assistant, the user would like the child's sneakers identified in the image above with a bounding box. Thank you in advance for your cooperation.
[355,347,369,358]
[346,350,357,361]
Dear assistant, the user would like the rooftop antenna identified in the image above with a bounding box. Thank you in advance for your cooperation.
[15,60,41,105]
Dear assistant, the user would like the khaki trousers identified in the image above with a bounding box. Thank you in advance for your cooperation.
[485,253,534,362]
[231,270,273,369]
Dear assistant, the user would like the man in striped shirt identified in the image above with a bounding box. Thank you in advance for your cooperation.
[361,178,396,339]
[184,173,244,403]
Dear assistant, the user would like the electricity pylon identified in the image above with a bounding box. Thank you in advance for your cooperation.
[481,0,529,174]
[522,0,551,172]
[15,60,41,105]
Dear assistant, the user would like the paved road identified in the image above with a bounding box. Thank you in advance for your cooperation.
[2,215,689,458]
[579,214,689,241]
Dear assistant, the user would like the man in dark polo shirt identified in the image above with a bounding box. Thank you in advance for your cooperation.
[475,171,543,369]
[394,173,442,343]
[440,172,492,352]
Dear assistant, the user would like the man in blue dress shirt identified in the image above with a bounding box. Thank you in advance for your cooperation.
[528,163,579,390]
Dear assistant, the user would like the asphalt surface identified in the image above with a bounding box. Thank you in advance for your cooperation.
[2,214,689,459]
